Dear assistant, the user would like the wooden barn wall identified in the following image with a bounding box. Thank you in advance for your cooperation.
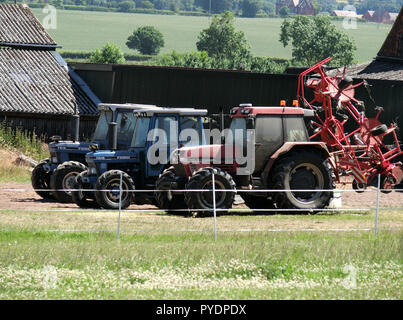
[0,114,98,141]
[72,64,300,114]
[112,68,300,115]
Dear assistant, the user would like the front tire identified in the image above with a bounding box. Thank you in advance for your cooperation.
[185,167,236,217]
[31,158,54,200]
[71,171,99,208]
[50,161,86,203]
[94,170,134,210]
[154,166,188,215]
[269,151,334,214]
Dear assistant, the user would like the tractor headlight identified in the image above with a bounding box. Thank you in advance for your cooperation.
[179,150,192,164]
[170,149,180,163]
[52,156,58,163]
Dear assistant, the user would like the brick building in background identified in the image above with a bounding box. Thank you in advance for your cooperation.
[275,0,315,16]
[363,9,399,24]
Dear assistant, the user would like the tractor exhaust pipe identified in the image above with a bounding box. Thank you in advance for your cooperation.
[220,107,225,145]
[71,114,80,142]
[108,122,117,150]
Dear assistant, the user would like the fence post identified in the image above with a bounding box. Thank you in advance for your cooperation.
[374,174,380,239]
[117,171,122,241]
[212,172,217,241]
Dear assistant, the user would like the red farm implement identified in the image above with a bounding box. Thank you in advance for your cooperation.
[297,57,403,192]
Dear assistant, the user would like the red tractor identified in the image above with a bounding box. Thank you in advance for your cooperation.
[155,104,335,215]
[297,57,403,192]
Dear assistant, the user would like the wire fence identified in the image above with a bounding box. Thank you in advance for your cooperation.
[1,173,402,240]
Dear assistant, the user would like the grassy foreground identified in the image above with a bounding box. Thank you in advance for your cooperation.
[0,208,401,299]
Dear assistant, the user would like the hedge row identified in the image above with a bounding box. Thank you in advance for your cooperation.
[29,4,369,21]
[60,50,154,62]
[28,4,208,16]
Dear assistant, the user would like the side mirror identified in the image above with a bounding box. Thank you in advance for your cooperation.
[246,117,255,129]
[120,114,128,127]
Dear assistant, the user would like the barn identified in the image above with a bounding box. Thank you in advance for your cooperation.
[0,4,100,140]
[366,9,399,24]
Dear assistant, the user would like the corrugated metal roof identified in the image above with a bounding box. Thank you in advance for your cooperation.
[0,48,98,116]
[328,59,403,81]
[0,4,56,47]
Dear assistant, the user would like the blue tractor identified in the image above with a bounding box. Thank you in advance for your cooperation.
[31,103,159,203]
[72,106,208,209]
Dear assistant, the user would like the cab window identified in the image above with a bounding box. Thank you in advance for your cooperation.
[153,116,177,145]
[180,116,204,146]
[92,110,113,142]
[131,117,151,147]
[116,112,137,145]
[283,116,308,142]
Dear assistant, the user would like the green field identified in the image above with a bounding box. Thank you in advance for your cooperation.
[31,9,392,63]
[0,206,402,299]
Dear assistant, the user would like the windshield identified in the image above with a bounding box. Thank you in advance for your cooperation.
[180,116,204,146]
[116,111,137,145]
[93,110,139,148]
[226,118,246,145]
[92,110,113,143]
[131,117,151,147]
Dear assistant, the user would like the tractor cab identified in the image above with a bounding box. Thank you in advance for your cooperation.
[73,106,208,209]
[173,104,323,179]
[48,103,159,165]
[157,103,333,216]
[33,103,159,202]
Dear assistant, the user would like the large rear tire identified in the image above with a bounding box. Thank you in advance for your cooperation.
[71,171,99,208]
[185,167,235,217]
[154,166,188,215]
[50,161,86,203]
[31,158,54,200]
[269,151,334,214]
[94,170,134,210]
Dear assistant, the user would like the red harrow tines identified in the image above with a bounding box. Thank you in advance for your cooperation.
[297,57,403,192]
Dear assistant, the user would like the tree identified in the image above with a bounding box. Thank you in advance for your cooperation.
[89,43,125,64]
[136,0,154,9]
[315,0,336,14]
[196,11,251,69]
[157,50,213,69]
[126,26,165,55]
[312,0,321,15]
[250,56,290,73]
[180,0,195,11]
[262,1,275,15]
[195,0,233,13]
[278,6,289,17]
[279,15,356,66]
[241,0,263,17]
[118,1,135,12]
